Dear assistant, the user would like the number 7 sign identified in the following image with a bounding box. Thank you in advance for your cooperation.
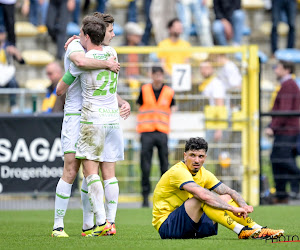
[171,64,191,92]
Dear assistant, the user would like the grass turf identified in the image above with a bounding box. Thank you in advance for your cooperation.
[0,205,299,249]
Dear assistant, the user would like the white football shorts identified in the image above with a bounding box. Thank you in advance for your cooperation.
[75,122,124,162]
[61,115,81,155]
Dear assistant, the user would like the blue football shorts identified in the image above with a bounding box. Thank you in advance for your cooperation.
[158,201,218,239]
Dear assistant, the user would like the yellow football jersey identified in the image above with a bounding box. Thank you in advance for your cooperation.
[152,161,221,231]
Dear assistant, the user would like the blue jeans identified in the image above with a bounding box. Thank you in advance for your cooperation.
[127,0,137,22]
[72,0,80,24]
[97,0,107,13]
[29,0,48,26]
[212,9,245,45]
[0,76,18,106]
[141,0,152,45]
[271,0,296,53]
[176,0,212,46]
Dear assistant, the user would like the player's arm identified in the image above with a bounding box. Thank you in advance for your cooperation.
[117,94,131,120]
[183,182,247,217]
[212,183,253,213]
[56,71,76,96]
[69,51,120,73]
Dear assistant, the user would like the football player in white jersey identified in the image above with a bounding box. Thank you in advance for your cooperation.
[52,15,130,237]
[56,15,129,237]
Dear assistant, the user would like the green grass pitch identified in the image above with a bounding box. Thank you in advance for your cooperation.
[0,206,299,249]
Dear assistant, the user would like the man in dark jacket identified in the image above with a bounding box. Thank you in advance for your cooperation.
[265,60,300,203]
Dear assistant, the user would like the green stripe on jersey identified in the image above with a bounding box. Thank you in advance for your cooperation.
[80,121,93,124]
[87,179,101,186]
[65,113,80,116]
[56,193,70,199]
[81,189,88,194]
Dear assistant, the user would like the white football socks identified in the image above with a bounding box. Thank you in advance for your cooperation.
[233,223,244,235]
[104,177,119,223]
[81,177,94,230]
[53,178,72,229]
[86,174,106,226]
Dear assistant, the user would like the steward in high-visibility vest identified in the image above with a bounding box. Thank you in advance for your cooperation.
[136,66,176,208]
[137,83,174,134]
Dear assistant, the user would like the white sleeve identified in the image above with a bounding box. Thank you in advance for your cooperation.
[69,62,84,77]
[67,39,84,58]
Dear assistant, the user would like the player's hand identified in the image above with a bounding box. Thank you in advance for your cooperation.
[242,205,253,213]
[64,35,80,50]
[231,207,247,219]
[119,101,131,120]
[107,57,120,73]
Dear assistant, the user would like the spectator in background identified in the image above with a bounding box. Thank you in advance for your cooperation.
[127,0,137,23]
[199,59,233,187]
[0,0,16,46]
[96,0,107,13]
[212,0,245,46]
[271,0,297,55]
[124,22,143,79]
[0,27,25,112]
[150,0,177,44]
[199,60,226,142]
[265,60,300,203]
[176,0,213,46]
[136,66,176,207]
[216,54,241,91]
[157,18,191,76]
[72,0,80,25]
[46,0,75,60]
[141,0,152,45]
[42,61,65,112]
[21,0,48,32]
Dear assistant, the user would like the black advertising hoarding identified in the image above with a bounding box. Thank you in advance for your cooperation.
[0,114,68,193]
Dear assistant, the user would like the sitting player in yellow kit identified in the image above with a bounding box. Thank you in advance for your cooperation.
[152,137,284,239]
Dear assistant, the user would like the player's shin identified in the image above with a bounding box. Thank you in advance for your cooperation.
[202,203,241,231]
[104,177,119,223]
[54,178,72,229]
[86,174,106,226]
[81,177,94,230]
[226,199,261,229]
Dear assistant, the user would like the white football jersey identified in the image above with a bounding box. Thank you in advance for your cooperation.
[63,39,84,114]
[69,46,119,124]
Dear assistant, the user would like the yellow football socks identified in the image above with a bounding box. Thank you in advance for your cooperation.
[202,203,237,230]
[226,199,257,228]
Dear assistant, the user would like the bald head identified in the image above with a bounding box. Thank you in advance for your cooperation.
[46,62,63,86]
